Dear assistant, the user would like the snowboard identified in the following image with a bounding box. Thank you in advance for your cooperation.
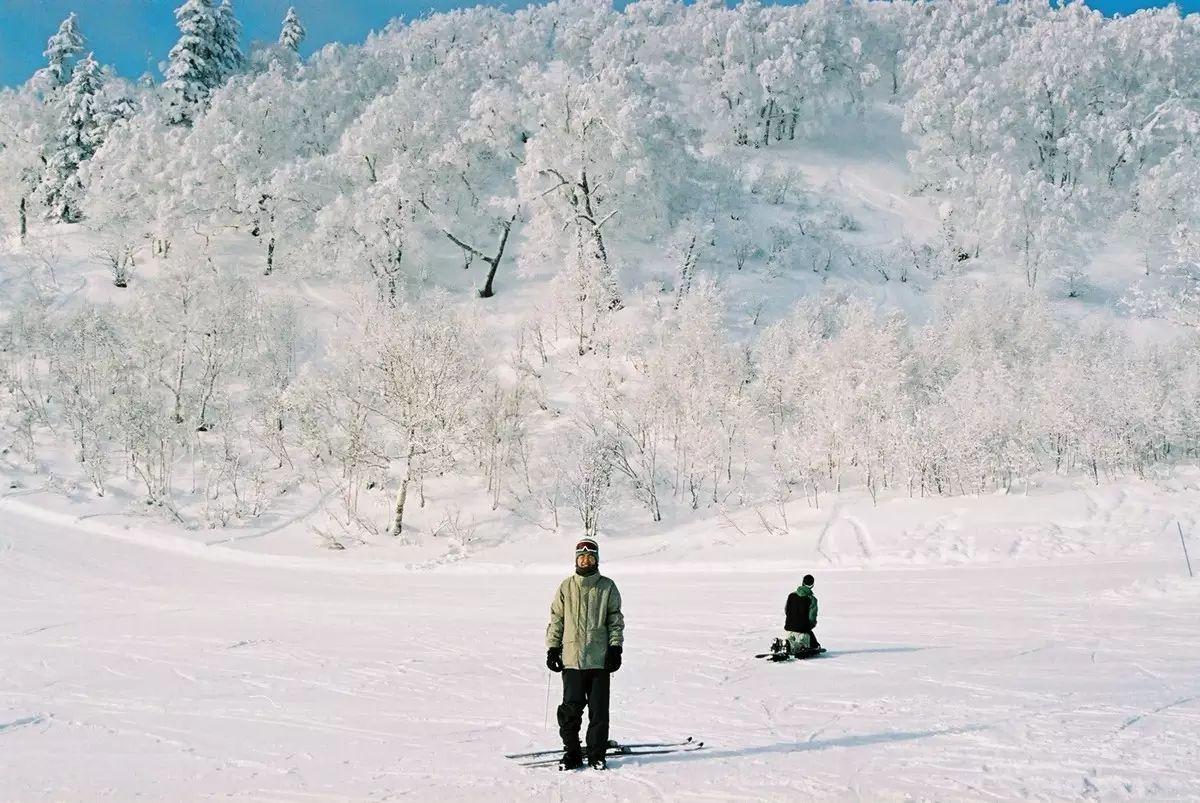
[755,647,827,661]
[754,636,826,661]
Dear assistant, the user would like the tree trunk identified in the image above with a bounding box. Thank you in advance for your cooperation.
[674,236,697,310]
[479,214,517,299]
[196,355,218,432]
[761,99,774,148]
[172,345,187,424]
[390,444,417,536]
[578,170,610,266]
[577,170,619,309]
[263,202,277,276]
[19,196,27,240]
[584,503,599,539]
[390,477,410,537]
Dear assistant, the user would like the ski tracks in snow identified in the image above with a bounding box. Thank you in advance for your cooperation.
[0,714,48,734]
[815,506,875,566]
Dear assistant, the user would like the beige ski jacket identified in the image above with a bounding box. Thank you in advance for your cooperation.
[545,572,625,670]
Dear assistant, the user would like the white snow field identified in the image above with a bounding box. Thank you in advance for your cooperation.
[3,491,1199,801]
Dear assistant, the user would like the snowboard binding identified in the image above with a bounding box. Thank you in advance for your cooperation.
[769,637,791,662]
[758,636,826,661]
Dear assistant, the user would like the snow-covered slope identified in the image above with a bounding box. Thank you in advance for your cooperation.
[2,502,1198,800]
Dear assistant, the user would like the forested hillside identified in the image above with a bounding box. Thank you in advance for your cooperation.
[1,0,1198,552]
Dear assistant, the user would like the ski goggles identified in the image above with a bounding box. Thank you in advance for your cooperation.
[575,541,599,555]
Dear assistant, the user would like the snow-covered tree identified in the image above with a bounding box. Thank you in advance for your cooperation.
[295,294,488,540]
[0,87,52,240]
[1123,104,1200,328]
[248,297,304,465]
[279,6,306,52]
[15,264,272,512]
[550,425,616,540]
[164,0,243,125]
[42,53,105,223]
[83,110,187,256]
[602,282,750,516]
[46,305,124,495]
[1123,159,1200,328]
[165,60,326,272]
[214,0,246,76]
[754,295,913,504]
[333,38,520,297]
[372,297,488,538]
[164,0,221,124]
[510,59,710,345]
[32,13,85,92]
[309,178,422,303]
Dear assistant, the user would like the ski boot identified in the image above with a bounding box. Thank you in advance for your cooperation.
[559,749,584,771]
[589,757,608,771]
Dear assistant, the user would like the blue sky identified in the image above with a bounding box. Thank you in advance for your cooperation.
[1,0,1197,88]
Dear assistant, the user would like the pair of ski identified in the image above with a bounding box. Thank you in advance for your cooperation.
[506,736,705,769]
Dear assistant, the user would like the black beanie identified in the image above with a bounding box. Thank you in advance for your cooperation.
[575,538,599,576]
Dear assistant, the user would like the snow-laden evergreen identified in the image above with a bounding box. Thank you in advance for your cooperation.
[31,12,85,92]
[41,53,105,223]
[279,6,305,52]
[162,0,243,125]
[214,0,246,76]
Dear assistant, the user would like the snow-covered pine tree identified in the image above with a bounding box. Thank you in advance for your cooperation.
[279,7,306,52]
[33,13,85,92]
[164,0,233,125]
[42,53,105,223]
[214,0,246,76]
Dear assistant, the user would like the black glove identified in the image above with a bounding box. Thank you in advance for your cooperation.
[546,647,563,673]
[605,645,622,673]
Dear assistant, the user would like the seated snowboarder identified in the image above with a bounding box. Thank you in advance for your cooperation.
[782,574,821,655]
[545,537,625,771]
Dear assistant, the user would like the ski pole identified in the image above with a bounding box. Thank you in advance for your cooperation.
[1180,522,1194,579]
[544,669,552,730]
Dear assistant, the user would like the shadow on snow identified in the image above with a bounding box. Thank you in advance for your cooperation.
[611,724,988,766]
[824,645,944,657]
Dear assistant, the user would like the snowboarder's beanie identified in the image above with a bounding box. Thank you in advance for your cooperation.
[802,574,815,587]
[575,538,599,559]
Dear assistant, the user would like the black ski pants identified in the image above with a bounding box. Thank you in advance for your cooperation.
[557,668,610,762]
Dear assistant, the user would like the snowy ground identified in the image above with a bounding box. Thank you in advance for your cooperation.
[3,497,1199,801]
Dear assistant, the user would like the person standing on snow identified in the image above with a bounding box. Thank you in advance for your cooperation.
[783,574,821,654]
[545,537,625,770]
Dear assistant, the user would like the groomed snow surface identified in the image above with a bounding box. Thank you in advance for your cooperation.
[3,484,1199,801]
